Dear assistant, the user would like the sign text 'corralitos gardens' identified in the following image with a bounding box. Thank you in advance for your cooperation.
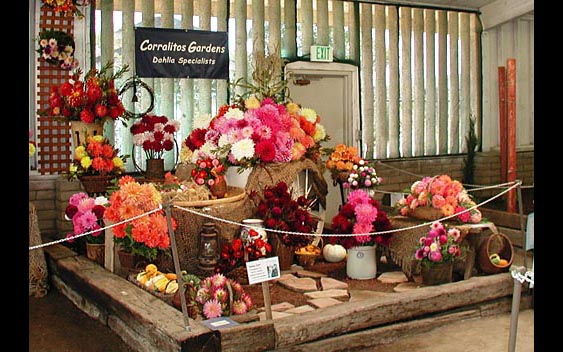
[135,27,229,79]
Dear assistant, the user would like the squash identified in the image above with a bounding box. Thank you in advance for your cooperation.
[322,244,347,263]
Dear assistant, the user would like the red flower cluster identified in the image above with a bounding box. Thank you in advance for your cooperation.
[252,182,318,248]
[130,114,180,160]
[191,156,226,186]
[330,190,392,249]
[215,236,272,274]
[43,61,128,125]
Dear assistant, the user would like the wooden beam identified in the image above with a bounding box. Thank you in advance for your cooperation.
[480,0,534,30]
[498,66,507,183]
[506,58,517,212]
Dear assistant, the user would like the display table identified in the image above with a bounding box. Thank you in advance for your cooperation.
[387,215,497,279]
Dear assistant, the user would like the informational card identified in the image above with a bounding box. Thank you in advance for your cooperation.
[200,317,239,331]
[246,257,281,285]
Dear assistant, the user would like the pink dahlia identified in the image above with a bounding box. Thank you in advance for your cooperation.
[203,299,223,319]
[231,300,248,315]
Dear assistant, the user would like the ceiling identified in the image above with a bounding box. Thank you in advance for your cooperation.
[365,0,499,12]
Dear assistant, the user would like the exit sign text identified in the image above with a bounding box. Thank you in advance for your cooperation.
[310,45,333,62]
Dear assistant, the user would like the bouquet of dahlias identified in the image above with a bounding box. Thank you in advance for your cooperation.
[325,143,362,184]
[414,221,463,267]
[130,114,180,160]
[329,189,392,249]
[342,159,382,190]
[195,273,254,319]
[36,30,79,70]
[68,135,128,180]
[64,192,107,244]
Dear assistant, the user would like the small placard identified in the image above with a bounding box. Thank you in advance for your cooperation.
[390,192,405,207]
[200,317,240,331]
[246,257,281,285]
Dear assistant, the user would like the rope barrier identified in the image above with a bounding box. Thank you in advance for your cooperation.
[29,178,524,251]
[511,269,535,288]
[28,205,163,251]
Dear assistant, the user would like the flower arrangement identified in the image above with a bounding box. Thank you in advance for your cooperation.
[394,174,483,224]
[130,114,180,160]
[36,30,79,70]
[215,236,272,275]
[342,159,382,190]
[29,130,36,158]
[190,155,227,187]
[41,61,129,125]
[41,0,91,18]
[64,192,107,244]
[250,181,318,248]
[67,135,127,180]
[183,97,327,170]
[325,143,362,184]
[414,221,463,267]
[103,176,177,260]
[195,273,254,319]
[329,189,392,249]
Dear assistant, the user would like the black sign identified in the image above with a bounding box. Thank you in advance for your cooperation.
[135,27,229,79]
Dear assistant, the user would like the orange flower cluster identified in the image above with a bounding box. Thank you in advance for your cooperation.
[325,143,362,184]
[104,176,177,260]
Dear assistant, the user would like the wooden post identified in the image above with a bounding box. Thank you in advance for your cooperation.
[506,59,517,212]
[261,281,273,320]
[497,66,507,184]
[104,221,115,272]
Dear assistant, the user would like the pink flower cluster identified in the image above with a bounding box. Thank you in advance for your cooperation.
[195,273,254,319]
[414,221,462,265]
[64,192,107,244]
[396,174,482,223]
[183,96,327,169]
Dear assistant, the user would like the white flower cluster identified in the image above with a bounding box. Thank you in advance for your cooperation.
[346,160,382,189]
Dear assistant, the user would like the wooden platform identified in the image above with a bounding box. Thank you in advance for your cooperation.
[42,243,532,351]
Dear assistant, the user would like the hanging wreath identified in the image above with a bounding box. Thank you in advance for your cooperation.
[41,0,92,18]
[36,30,79,70]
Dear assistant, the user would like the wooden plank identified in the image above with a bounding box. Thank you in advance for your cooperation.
[275,308,482,351]
[480,0,534,30]
[274,274,514,348]
[480,208,527,229]
[218,320,276,352]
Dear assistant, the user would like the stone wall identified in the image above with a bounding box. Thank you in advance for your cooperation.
[29,150,534,238]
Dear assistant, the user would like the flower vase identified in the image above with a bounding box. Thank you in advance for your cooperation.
[209,175,228,198]
[70,120,104,151]
[346,245,377,279]
[421,262,453,285]
[78,175,115,196]
[86,243,105,266]
[225,166,252,189]
[145,158,165,180]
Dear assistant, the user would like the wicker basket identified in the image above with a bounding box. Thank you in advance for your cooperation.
[295,252,320,267]
[79,175,115,195]
[127,273,176,306]
[226,265,249,285]
[408,207,444,221]
[477,233,514,274]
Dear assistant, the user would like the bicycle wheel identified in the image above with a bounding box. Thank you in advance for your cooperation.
[118,76,155,119]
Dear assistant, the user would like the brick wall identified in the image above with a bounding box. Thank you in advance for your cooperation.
[28,150,534,238]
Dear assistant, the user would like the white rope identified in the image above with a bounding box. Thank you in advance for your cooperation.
[28,205,163,251]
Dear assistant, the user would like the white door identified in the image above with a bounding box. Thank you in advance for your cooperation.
[285,62,360,224]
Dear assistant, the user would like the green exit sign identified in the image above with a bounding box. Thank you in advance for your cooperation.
[310,45,333,62]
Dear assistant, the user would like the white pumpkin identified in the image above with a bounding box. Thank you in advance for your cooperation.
[322,244,347,263]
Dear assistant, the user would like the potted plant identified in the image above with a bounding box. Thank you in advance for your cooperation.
[414,221,464,285]
[250,181,319,269]
[194,273,254,319]
[394,174,483,224]
[130,114,180,180]
[190,155,227,198]
[329,189,392,279]
[103,176,178,274]
[325,143,362,185]
[64,192,108,266]
[67,135,128,195]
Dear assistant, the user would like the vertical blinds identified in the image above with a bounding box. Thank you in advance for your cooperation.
[92,0,480,173]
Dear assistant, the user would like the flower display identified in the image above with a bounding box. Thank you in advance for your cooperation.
[103,176,177,260]
[36,30,79,70]
[41,0,91,18]
[329,189,392,249]
[41,61,129,125]
[325,143,362,183]
[215,236,272,274]
[183,97,328,170]
[130,114,180,160]
[190,155,226,187]
[29,130,36,158]
[414,221,463,267]
[250,181,318,248]
[195,273,254,319]
[342,159,382,190]
[394,174,483,224]
[64,192,108,244]
[68,135,127,180]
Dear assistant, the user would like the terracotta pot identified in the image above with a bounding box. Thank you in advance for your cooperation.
[86,243,105,266]
[209,175,227,198]
[118,250,143,275]
[270,234,294,270]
